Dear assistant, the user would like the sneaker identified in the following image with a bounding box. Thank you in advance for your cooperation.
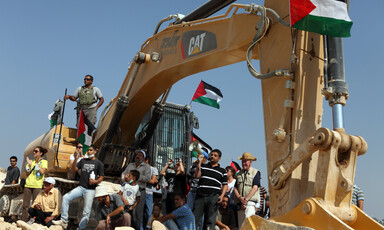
[52,219,68,229]
[27,218,35,225]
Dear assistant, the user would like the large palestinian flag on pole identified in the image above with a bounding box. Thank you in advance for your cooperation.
[192,80,223,109]
[77,110,96,154]
[290,0,352,37]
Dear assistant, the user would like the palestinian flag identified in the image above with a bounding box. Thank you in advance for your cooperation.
[192,81,223,109]
[230,161,241,173]
[77,110,96,154]
[190,132,211,158]
[290,0,353,37]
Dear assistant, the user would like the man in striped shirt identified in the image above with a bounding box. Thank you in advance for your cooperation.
[352,184,364,210]
[193,149,228,230]
[256,186,267,217]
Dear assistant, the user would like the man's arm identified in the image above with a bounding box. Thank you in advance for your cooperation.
[118,191,129,206]
[245,185,259,202]
[195,159,202,179]
[138,165,151,184]
[64,95,77,101]
[215,219,230,230]
[149,174,158,185]
[357,200,364,210]
[89,176,104,185]
[131,195,140,210]
[177,160,185,176]
[95,88,104,109]
[108,205,125,218]
[31,193,42,209]
[121,164,131,181]
[11,168,20,184]
[218,185,228,203]
[96,97,104,109]
[157,212,176,223]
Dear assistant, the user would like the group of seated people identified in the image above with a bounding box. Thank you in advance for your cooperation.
[4,143,270,230]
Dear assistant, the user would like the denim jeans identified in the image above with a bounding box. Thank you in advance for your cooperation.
[192,193,219,230]
[186,189,196,209]
[187,189,203,230]
[132,189,146,229]
[163,219,179,230]
[142,193,153,230]
[61,186,95,230]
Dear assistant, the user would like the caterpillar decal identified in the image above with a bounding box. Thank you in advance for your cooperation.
[181,30,217,59]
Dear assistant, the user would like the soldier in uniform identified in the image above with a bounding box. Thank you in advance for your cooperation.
[64,74,104,125]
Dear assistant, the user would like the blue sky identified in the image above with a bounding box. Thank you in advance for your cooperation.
[1,0,383,219]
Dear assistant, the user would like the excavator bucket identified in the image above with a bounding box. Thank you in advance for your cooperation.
[241,198,384,230]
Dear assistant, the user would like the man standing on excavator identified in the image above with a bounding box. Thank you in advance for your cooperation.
[233,152,261,227]
[64,74,104,125]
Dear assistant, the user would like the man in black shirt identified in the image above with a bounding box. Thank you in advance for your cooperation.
[53,145,104,229]
[193,149,228,230]
[3,156,20,185]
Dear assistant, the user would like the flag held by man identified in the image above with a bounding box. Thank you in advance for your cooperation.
[77,110,96,154]
[290,0,353,37]
[192,80,223,109]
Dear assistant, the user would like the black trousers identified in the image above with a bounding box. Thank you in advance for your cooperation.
[28,208,53,227]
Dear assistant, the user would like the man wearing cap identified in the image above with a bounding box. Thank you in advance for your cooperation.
[95,185,131,229]
[27,177,61,227]
[234,152,261,227]
[121,149,151,230]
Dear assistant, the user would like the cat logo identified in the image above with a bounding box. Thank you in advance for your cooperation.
[181,30,217,59]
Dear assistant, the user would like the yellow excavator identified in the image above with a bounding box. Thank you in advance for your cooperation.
[0,0,382,229]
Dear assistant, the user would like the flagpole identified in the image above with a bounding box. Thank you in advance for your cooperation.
[56,88,67,169]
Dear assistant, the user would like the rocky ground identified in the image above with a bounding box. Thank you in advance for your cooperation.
[0,218,135,230]
[0,217,63,230]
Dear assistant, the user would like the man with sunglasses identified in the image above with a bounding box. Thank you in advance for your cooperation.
[3,156,20,185]
[64,74,104,125]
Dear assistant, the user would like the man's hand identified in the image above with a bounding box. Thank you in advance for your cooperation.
[240,196,248,205]
[157,215,166,223]
[89,178,97,185]
[221,226,230,230]
[35,203,42,210]
[198,154,204,162]
[106,215,111,229]
[44,216,55,224]
[217,195,224,204]
[167,159,174,166]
